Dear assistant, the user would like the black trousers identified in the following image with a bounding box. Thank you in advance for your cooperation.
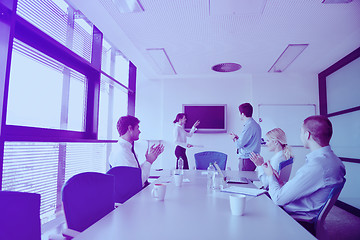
[175,145,189,169]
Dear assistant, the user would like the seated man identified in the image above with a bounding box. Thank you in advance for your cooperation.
[109,115,164,187]
[262,115,346,220]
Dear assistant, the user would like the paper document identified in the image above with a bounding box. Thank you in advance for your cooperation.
[221,186,267,197]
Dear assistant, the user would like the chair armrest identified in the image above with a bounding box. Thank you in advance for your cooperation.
[48,233,67,240]
[291,214,314,222]
[62,228,81,239]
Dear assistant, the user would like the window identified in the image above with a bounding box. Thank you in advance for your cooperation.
[0,0,136,226]
[6,39,86,131]
[98,74,129,140]
[319,46,360,211]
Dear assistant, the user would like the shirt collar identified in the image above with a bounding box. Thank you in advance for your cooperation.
[306,145,332,162]
[175,122,183,128]
[243,117,253,126]
[118,137,133,149]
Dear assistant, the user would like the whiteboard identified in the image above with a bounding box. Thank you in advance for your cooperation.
[258,104,316,146]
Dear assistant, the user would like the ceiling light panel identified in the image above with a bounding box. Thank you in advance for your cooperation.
[268,44,309,73]
[111,0,144,13]
[146,48,177,75]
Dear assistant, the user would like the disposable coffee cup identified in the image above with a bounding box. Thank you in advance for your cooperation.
[174,173,183,187]
[229,194,246,216]
[151,184,166,201]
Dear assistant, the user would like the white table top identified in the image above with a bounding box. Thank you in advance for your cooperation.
[74,170,316,240]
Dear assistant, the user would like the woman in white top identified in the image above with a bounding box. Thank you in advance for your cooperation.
[250,128,293,189]
[173,113,200,169]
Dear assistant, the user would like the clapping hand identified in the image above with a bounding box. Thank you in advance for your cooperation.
[249,152,264,166]
[262,161,274,177]
[145,144,165,164]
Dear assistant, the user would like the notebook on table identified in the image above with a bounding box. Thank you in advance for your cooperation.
[213,162,249,184]
[221,186,267,197]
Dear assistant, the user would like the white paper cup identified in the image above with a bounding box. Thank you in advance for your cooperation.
[174,173,183,187]
[229,194,246,216]
[151,184,166,201]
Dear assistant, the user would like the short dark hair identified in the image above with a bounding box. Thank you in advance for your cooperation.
[238,103,253,117]
[117,115,140,136]
[303,115,333,147]
[173,113,186,124]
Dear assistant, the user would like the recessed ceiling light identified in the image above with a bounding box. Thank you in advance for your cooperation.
[212,63,242,72]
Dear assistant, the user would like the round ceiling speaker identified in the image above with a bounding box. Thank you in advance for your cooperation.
[211,63,242,72]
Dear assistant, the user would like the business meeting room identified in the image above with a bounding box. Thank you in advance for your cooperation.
[0,0,360,239]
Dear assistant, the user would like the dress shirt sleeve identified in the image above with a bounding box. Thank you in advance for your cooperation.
[186,126,197,137]
[257,166,269,188]
[268,164,323,206]
[235,125,251,149]
[140,161,152,186]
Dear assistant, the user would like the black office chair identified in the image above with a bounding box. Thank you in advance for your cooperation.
[106,166,143,204]
[62,172,115,237]
[194,151,228,170]
[0,191,41,240]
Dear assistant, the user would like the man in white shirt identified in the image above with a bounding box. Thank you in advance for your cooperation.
[109,115,164,187]
[262,115,346,220]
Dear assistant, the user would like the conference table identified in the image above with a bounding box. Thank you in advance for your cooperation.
[74,170,316,240]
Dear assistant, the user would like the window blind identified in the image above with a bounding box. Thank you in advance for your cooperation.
[17,0,93,62]
[2,142,111,224]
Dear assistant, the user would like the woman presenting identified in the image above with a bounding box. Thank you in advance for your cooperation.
[173,113,200,169]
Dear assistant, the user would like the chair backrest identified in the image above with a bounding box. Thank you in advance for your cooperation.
[62,172,115,232]
[278,158,294,183]
[194,151,227,170]
[106,166,143,204]
[315,179,346,239]
[0,191,41,240]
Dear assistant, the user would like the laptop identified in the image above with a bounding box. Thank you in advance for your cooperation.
[213,162,248,184]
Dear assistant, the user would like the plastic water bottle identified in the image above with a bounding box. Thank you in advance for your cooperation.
[207,163,215,190]
[178,157,184,175]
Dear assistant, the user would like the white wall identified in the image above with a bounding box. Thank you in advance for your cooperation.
[135,72,319,177]
[252,73,319,178]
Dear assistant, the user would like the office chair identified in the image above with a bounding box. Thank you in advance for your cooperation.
[294,179,346,240]
[62,172,115,238]
[106,166,143,204]
[0,191,41,240]
[278,157,294,183]
[194,151,227,170]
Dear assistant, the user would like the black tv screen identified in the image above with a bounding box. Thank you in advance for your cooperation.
[183,104,227,133]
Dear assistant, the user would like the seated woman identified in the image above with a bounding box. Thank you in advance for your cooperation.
[250,128,293,189]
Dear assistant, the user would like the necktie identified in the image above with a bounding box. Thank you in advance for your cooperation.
[131,144,149,187]
[131,144,141,168]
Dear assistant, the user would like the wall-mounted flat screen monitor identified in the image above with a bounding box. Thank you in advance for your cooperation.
[183,104,227,133]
